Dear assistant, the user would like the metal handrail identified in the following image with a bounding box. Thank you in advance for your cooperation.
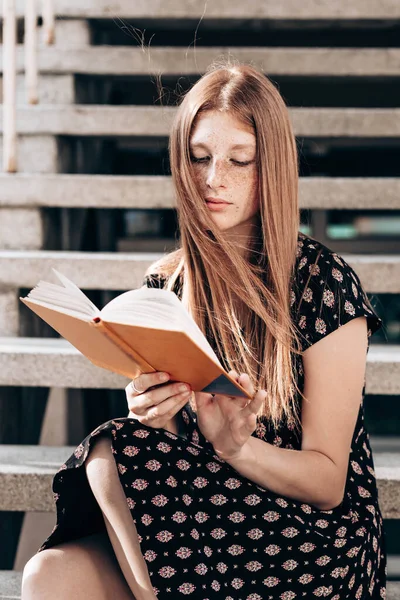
[2,0,54,172]
[3,0,17,172]
[25,0,38,105]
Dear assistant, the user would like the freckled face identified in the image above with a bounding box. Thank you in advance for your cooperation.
[189,110,259,235]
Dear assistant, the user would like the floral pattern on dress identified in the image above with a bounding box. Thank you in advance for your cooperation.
[37,232,386,599]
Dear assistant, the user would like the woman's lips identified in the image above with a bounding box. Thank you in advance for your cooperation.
[205,197,231,211]
[206,200,231,211]
[206,197,229,203]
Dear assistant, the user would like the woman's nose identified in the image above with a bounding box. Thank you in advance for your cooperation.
[206,160,225,189]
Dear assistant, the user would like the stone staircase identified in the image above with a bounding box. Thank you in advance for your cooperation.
[1,1,400,598]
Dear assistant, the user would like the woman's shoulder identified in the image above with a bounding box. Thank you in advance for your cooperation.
[292,232,342,299]
[295,231,333,271]
[142,248,183,289]
[292,232,383,351]
[294,231,363,285]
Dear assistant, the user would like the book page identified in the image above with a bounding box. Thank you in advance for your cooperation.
[21,269,99,319]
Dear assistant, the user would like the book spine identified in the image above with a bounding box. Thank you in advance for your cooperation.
[90,317,156,375]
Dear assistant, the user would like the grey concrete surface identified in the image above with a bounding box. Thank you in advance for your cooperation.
[0,209,43,250]
[6,0,400,19]
[0,175,399,211]
[0,445,75,512]
[0,249,157,289]
[0,292,18,336]
[0,338,397,395]
[0,74,75,104]
[0,249,398,292]
[0,136,60,174]
[52,18,90,47]
[1,106,400,137]
[2,46,400,77]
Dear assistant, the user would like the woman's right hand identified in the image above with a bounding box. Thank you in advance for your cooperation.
[125,371,192,429]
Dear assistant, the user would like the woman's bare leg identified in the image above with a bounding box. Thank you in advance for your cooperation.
[21,531,135,600]
[85,435,158,600]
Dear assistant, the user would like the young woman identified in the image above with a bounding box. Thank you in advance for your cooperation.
[22,62,386,600]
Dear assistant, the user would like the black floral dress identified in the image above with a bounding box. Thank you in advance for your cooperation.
[38,232,387,600]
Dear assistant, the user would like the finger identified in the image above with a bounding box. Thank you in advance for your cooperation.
[228,369,240,382]
[242,389,266,415]
[144,389,192,424]
[127,381,191,415]
[237,373,255,397]
[127,371,170,397]
[222,372,255,408]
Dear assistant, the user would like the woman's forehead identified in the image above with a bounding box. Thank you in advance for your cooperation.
[190,111,256,148]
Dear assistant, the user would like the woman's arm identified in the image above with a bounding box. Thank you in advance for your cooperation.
[218,316,369,511]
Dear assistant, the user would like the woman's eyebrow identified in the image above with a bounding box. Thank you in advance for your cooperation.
[190,142,255,150]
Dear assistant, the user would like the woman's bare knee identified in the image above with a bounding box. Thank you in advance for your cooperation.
[21,533,134,600]
[22,549,56,600]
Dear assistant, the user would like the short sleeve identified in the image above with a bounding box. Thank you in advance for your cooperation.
[294,246,383,353]
[142,271,183,299]
[142,273,166,289]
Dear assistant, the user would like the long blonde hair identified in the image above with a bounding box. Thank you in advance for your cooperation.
[146,60,304,431]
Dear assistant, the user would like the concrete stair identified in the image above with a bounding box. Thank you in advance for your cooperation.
[0,338,398,394]
[7,0,400,19]
[2,46,400,76]
[0,175,400,210]
[1,249,399,292]
[1,105,400,137]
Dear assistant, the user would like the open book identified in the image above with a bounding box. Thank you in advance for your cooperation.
[20,269,251,399]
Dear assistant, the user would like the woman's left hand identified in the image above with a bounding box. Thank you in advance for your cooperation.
[193,370,266,460]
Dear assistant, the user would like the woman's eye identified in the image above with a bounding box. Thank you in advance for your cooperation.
[190,156,209,163]
[232,159,253,166]
[190,156,253,167]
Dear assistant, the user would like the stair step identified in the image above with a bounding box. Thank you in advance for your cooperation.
[9,0,400,20]
[0,106,399,138]
[0,443,398,515]
[0,339,397,394]
[0,249,155,290]
[0,571,21,600]
[3,46,400,77]
[0,338,397,394]
[0,174,399,211]
[0,250,398,293]
[0,445,75,512]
